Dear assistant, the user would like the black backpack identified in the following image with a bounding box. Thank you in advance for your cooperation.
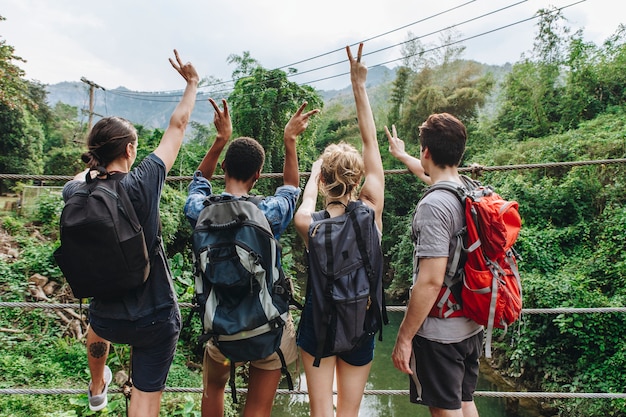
[190,194,295,402]
[307,200,388,367]
[54,171,151,299]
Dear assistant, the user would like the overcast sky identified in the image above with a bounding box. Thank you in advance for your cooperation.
[2,0,623,93]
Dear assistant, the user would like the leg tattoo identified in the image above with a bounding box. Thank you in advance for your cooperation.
[89,341,108,359]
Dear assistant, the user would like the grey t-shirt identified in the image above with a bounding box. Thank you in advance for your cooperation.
[412,187,483,343]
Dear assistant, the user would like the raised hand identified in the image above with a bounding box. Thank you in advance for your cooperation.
[385,124,408,160]
[284,101,320,140]
[209,98,232,143]
[346,43,367,86]
[169,49,199,84]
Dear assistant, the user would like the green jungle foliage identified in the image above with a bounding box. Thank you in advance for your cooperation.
[1,9,626,417]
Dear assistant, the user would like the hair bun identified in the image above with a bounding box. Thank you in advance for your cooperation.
[81,150,100,167]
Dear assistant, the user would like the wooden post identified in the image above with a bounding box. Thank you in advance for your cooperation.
[80,77,105,132]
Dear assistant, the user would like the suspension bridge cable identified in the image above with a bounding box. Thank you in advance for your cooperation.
[2,302,626,315]
[2,157,624,182]
[0,387,625,399]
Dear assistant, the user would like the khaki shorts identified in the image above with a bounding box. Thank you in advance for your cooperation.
[204,313,298,371]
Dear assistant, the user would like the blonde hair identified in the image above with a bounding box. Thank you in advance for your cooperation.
[318,142,364,199]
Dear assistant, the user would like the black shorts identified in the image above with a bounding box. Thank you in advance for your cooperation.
[90,306,181,392]
[409,330,483,410]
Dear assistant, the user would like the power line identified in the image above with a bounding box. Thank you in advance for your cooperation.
[272,0,480,71]
[88,0,586,110]
[98,0,519,100]
[104,0,479,98]
[182,0,580,100]
[102,2,521,105]
[293,0,586,87]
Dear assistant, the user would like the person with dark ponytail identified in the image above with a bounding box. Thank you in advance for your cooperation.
[81,116,139,169]
[61,50,199,416]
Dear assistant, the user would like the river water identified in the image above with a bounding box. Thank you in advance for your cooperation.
[269,311,540,417]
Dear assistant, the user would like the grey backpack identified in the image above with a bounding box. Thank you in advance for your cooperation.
[306,200,388,367]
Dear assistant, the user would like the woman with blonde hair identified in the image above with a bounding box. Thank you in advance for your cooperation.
[294,43,385,417]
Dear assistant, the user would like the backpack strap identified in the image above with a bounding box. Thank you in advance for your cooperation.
[347,203,387,336]
[229,362,238,403]
[108,172,164,261]
[226,347,293,404]
[313,217,335,367]
[275,347,294,391]
[310,210,335,367]
[421,181,470,317]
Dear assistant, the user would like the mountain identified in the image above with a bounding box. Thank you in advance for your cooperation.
[318,65,397,102]
[45,82,214,129]
[45,66,399,130]
[45,63,508,129]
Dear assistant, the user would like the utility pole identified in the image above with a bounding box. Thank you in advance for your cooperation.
[80,77,106,132]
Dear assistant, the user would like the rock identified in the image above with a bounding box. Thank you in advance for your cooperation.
[43,281,59,296]
[29,285,50,301]
[115,370,129,387]
[29,273,49,287]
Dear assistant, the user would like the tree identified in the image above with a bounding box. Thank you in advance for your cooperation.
[173,121,217,180]
[493,7,570,140]
[0,17,49,192]
[43,102,85,152]
[227,51,260,81]
[400,32,434,72]
[596,25,626,108]
[0,102,45,177]
[227,56,323,193]
[0,16,35,110]
[432,28,466,66]
[393,59,493,143]
[44,146,84,176]
[387,66,411,127]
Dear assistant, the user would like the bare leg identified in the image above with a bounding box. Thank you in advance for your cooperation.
[242,366,282,417]
[128,389,163,417]
[86,326,110,396]
[461,400,479,417]
[430,407,464,417]
[335,358,372,417]
[201,353,230,417]
[300,348,336,417]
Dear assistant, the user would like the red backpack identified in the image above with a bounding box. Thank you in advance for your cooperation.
[423,175,522,358]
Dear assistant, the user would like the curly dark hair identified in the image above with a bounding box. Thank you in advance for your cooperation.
[223,137,266,181]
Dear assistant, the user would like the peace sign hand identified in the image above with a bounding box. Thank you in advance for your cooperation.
[169,49,199,84]
[284,101,321,141]
[346,42,367,85]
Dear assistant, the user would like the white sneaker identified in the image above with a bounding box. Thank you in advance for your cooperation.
[88,365,112,411]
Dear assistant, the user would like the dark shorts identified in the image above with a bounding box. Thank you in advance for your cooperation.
[409,330,483,410]
[296,298,375,367]
[89,306,181,392]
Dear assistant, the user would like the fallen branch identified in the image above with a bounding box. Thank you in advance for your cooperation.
[0,327,22,333]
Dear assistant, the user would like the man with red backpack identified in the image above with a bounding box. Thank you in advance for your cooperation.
[387,114,484,417]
